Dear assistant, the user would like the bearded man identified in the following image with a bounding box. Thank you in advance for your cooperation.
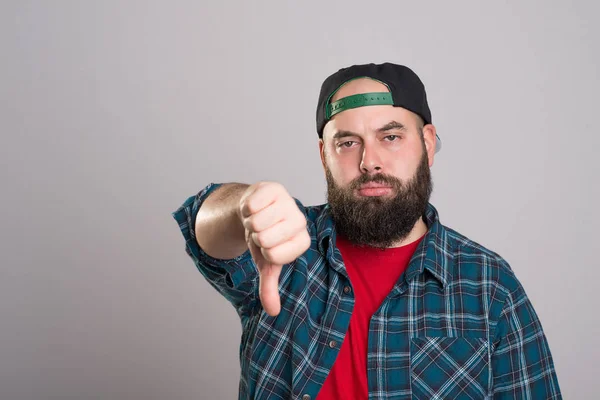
[172,63,562,400]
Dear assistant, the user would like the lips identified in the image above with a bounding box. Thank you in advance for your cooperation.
[356,182,394,197]
[358,183,392,190]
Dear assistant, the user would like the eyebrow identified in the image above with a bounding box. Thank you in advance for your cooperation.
[331,120,407,140]
[332,130,359,140]
[377,121,407,132]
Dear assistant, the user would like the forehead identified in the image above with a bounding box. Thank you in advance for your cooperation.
[331,78,390,102]
[325,107,416,139]
[324,78,418,140]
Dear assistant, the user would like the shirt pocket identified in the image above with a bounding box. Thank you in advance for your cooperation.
[410,336,490,400]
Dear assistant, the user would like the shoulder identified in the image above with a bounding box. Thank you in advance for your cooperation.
[292,198,328,224]
[442,224,522,295]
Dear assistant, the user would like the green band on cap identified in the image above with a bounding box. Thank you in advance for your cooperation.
[326,92,393,119]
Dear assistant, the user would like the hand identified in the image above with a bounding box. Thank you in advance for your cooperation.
[238,182,311,316]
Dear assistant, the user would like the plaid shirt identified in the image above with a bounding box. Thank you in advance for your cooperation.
[172,183,562,400]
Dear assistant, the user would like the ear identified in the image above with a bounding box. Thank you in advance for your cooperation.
[319,138,327,172]
[422,124,437,167]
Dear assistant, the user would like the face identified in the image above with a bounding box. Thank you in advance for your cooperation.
[319,78,438,248]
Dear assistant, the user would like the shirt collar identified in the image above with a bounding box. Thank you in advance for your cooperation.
[316,202,454,289]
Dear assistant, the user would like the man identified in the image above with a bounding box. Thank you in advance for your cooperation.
[172,63,562,399]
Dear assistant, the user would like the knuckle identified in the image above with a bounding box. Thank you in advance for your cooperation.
[246,198,261,214]
[269,181,283,190]
[248,217,261,232]
[261,181,278,194]
[302,231,311,247]
[263,232,275,248]
[254,231,267,248]
[273,183,289,198]
[243,216,256,232]
[280,201,295,217]
[267,247,285,264]
[296,212,307,227]
[289,215,305,233]
[295,230,310,247]
[262,247,276,262]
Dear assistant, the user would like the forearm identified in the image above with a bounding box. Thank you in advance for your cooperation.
[195,183,249,260]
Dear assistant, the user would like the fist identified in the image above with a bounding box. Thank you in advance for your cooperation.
[238,182,310,316]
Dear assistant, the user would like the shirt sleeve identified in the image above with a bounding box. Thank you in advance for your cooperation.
[491,281,562,399]
[171,182,259,319]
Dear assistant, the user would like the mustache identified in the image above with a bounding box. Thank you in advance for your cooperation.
[349,173,402,190]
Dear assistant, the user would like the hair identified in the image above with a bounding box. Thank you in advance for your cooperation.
[415,114,425,139]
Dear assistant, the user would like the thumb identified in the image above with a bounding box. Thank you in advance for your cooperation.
[247,237,282,317]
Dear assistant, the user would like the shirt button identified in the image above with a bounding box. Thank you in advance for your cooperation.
[329,340,338,348]
[302,395,311,400]
[343,286,351,294]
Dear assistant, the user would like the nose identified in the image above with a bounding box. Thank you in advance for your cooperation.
[360,142,383,174]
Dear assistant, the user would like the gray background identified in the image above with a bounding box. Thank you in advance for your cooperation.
[1,1,598,399]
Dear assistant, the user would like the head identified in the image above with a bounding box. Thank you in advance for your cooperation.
[318,78,438,248]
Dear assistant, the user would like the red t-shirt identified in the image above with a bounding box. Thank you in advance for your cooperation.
[316,233,425,400]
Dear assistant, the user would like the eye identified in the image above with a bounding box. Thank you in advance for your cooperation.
[337,141,356,148]
[384,135,400,142]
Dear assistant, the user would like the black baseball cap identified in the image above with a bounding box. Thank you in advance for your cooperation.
[316,62,441,153]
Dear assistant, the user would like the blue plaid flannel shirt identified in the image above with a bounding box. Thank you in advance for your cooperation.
[172,183,562,399]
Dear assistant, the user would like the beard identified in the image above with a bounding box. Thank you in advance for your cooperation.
[325,143,433,249]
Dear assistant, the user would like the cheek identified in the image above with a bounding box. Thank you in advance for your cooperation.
[326,155,358,185]
[392,160,416,178]
[383,153,413,180]
[394,151,424,179]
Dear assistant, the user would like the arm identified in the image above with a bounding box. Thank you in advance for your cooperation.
[195,182,249,260]
[172,183,259,318]
[172,181,311,318]
[491,283,562,399]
